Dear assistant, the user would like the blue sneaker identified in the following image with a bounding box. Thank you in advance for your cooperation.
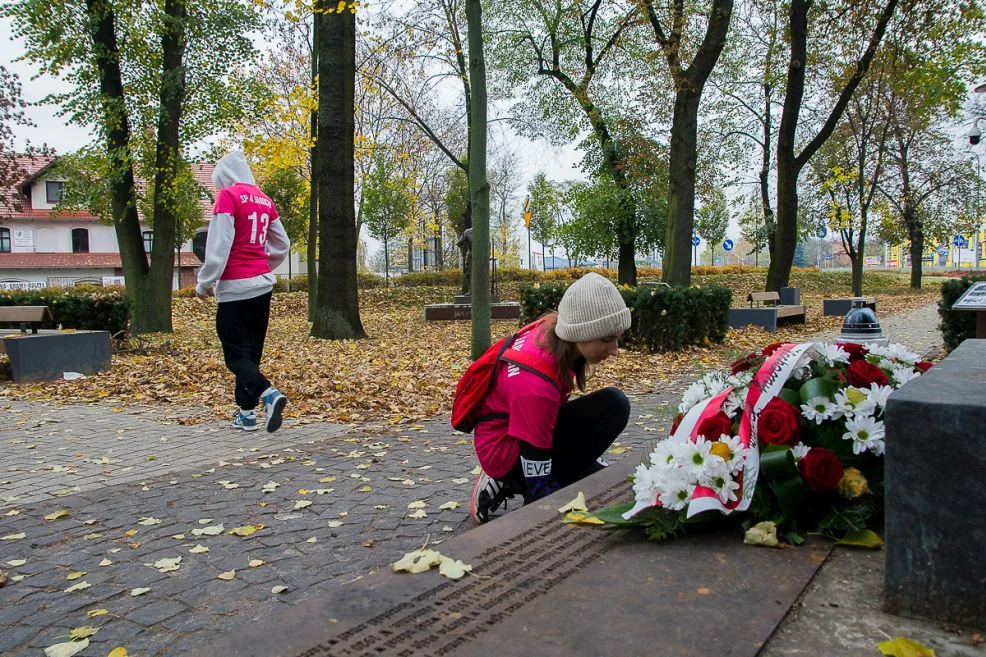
[231,409,258,431]
[261,387,287,433]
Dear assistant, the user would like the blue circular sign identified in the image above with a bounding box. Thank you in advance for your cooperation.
[817,226,828,239]
[691,236,701,247]
[953,234,968,248]
[722,239,734,251]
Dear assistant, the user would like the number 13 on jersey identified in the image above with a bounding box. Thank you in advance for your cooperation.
[248,212,270,245]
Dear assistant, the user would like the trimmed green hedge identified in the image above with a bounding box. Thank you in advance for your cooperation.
[519,281,731,353]
[938,276,985,351]
[0,286,131,335]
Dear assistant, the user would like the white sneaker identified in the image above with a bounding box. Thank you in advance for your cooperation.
[469,469,514,525]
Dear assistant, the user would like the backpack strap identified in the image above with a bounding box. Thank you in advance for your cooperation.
[499,350,561,390]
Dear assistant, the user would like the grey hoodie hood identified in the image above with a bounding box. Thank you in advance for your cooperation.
[212,151,256,190]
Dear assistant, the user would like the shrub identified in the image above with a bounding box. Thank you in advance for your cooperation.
[938,276,986,351]
[273,275,310,293]
[0,286,131,335]
[518,281,731,353]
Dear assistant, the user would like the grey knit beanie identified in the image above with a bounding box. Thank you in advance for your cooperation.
[555,272,631,343]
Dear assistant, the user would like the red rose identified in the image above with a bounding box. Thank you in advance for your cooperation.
[757,398,801,446]
[670,413,684,436]
[696,411,733,440]
[915,360,933,373]
[799,448,844,493]
[847,359,890,388]
[836,342,868,362]
[731,352,758,375]
[762,342,785,356]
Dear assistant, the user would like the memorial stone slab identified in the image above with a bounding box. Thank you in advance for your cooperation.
[884,339,986,630]
[1,330,112,382]
[196,460,833,657]
[424,302,521,322]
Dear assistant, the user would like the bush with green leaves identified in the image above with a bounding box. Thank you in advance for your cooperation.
[938,276,986,351]
[519,281,731,353]
[0,286,131,335]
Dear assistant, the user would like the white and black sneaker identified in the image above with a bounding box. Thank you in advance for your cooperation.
[469,468,515,525]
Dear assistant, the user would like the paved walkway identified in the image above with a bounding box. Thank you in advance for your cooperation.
[0,304,944,657]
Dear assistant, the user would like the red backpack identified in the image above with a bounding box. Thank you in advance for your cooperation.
[451,320,561,433]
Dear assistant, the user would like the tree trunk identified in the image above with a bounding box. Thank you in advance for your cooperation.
[768,0,897,290]
[311,6,366,339]
[384,239,390,285]
[143,0,188,333]
[465,0,490,359]
[407,237,414,273]
[907,206,923,289]
[662,90,701,287]
[84,0,149,333]
[307,10,319,317]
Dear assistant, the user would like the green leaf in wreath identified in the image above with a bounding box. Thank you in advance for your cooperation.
[799,377,836,403]
[837,529,883,549]
[590,502,646,527]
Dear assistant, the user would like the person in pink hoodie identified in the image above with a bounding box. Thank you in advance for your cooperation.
[469,272,632,523]
[196,151,290,432]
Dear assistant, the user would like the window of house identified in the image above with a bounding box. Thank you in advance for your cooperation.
[143,230,154,253]
[0,227,10,253]
[46,181,64,203]
[71,228,89,254]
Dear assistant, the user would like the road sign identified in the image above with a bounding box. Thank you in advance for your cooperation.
[953,234,968,248]
[691,236,701,247]
[523,211,531,228]
[722,239,734,251]
[824,255,833,261]
[817,226,828,239]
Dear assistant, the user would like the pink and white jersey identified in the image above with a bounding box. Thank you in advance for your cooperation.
[473,323,572,479]
[213,182,280,280]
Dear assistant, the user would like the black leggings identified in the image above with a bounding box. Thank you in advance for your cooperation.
[508,387,631,489]
[216,291,272,410]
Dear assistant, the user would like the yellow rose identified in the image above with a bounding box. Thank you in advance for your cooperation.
[838,467,871,499]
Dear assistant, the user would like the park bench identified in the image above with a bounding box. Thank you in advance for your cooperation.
[822,296,876,316]
[0,305,111,382]
[728,291,807,332]
[0,305,54,336]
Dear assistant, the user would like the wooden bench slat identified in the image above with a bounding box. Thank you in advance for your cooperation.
[0,306,53,323]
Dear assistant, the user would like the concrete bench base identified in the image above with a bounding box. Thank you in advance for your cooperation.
[1,330,111,382]
[424,302,521,321]
[729,305,807,332]
[823,297,876,316]
[195,459,833,657]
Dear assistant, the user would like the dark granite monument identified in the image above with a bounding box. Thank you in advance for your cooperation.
[884,339,986,630]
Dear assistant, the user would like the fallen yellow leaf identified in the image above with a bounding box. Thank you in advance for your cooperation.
[557,492,588,513]
[878,636,936,657]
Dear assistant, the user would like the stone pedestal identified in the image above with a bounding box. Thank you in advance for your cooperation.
[779,286,800,306]
[423,302,520,321]
[1,330,112,382]
[884,339,986,630]
[822,297,877,316]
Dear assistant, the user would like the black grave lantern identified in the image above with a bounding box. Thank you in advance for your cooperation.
[836,299,888,346]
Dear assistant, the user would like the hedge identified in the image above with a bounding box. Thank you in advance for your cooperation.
[0,286,131,335]
[519,281,731,353]
[938,276,986,351]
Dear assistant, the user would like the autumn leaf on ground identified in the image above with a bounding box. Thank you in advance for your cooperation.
[2,533,26,541]
[68,626,98,640]
[438,501,461,510]
[837,529,883,549]
[878,636,935,657]
[408,509,427,519]
[107,648,129,657]
[271,585,289,594]
[392,549,473,579]
[408,500,428,509]
[217,570,236,580]
[438,558,473,580]
[130,587,150,597]
[43,638,89,657]
[44,510,69,521]
[137,517,161,526]
[7,559,26,566]
[326,520,343,528]
[65,581,91,593]
[152,557,181,573]
[86,609,109,618]
[249,559,264,568]
[557,492,588,513]
[563,511,605,526]
[229,525,261,537]
[191,524,224,537]
[744,521,780,547]
[66,571,86,580]
[189,545,209,554]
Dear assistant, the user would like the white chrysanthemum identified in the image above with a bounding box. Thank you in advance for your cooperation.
[650,439,678,468]
[834,386,875,417]
[813,342,850,366]
[867,383,894,412]
[698,452,729,487]
[631,462,665,506]
[869,343,919,365]
[716,435,751,475]
[712,475,742,504]
[843,415,886,456]
[677,380,709,414]
[727,370,755,388]
[890,365,920,388]
[722,387,747,418]
[679,436,713,479]
[800,396,835,424]
[659,480,696,511]
[791,442,811,461]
